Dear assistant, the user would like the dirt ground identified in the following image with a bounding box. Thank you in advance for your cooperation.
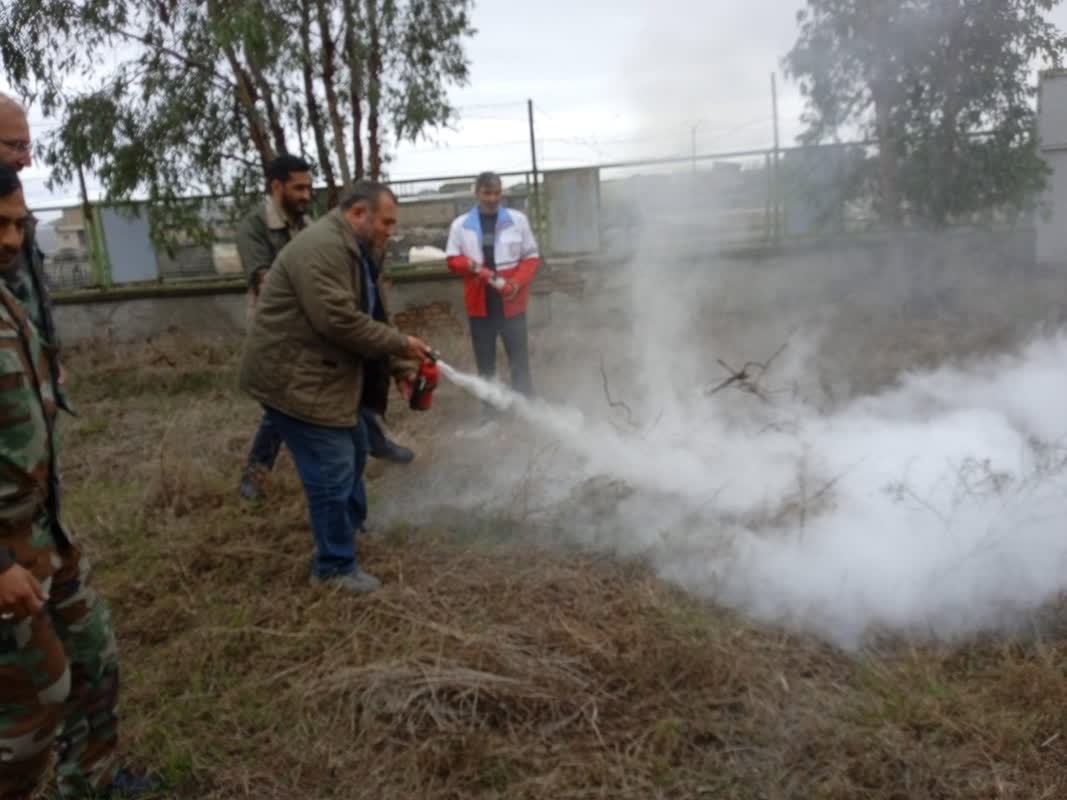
[41,250,1067,798]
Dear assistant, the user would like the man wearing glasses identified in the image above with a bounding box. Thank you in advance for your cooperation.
[0,95,68,412]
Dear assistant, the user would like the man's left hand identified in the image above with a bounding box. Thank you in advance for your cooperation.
[57,364,66,387]
[395,373,416,399]
[503,281,520,300]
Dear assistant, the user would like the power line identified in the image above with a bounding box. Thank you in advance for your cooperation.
[454,101,526,112]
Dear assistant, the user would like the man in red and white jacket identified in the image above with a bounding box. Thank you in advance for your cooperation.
[446,172,540,406]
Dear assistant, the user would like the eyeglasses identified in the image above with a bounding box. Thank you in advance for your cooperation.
[0,139,30,154]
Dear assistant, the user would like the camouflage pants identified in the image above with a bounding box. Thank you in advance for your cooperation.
[0,529,119,800]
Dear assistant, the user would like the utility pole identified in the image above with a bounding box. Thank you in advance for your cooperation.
[527,99,542,241]
[771,72,782,240]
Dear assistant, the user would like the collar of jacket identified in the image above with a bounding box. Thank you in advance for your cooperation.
[265,196,305,232]
[463,205,514,234]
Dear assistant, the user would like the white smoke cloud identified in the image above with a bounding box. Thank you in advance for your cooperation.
[433,324,1067,648]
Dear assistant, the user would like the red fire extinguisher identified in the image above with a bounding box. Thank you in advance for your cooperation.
[408,351,440,411]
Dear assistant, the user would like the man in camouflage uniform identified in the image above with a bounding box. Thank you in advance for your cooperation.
[0,138,155,800]
[0,96,67,413]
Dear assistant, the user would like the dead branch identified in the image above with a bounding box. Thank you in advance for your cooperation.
[705,342,788,403]
[599,355,637,427]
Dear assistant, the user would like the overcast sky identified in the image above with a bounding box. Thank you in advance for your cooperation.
[8,0,1067,207]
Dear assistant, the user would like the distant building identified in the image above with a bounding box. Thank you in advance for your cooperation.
[55,207,88,255]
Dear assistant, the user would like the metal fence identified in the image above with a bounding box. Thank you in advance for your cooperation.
[27,138,1038,294]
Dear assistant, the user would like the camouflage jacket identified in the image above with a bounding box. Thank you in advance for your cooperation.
[10,216,71,414]
[235,198,307,293]
[0,281,64,574]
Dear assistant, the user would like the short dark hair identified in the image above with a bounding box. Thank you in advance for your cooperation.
[0,163,20,199]
[475,171,502,192]
[339,180,396,211]
[265,154,312,186]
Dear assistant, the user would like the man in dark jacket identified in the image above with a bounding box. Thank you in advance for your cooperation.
[236,155,312,501]
[239,181,431,594]
[236,154,313,299]
[237,157,414,503]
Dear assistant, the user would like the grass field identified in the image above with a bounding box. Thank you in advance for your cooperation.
[44,268,1067,800]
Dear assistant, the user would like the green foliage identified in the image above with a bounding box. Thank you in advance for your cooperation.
[785,0,1067,226]
[0,0,474,244]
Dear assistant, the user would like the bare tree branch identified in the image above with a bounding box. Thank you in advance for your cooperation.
[599,355,637,427]
[705,342,788,403]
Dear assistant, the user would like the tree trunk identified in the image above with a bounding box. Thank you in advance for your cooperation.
[365,0,383,180]
[208,0,274,170]
[246,46,289,156]
[223,47,274,170]
[315,0,353,188]
[342,0,365,179]
[294,103,308,161]
[935,0,966,226]
[865,0,900,227]
[873,84,901,226]
[300,0,338,203]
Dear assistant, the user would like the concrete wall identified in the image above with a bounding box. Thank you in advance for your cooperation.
[52,264,582,345]
[52,276,476,344]
[53,227,1032,346]
[55,291,249,344]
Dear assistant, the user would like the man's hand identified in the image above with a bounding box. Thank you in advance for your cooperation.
[0,564,47,620]
[57,363,67,387]
[403,335,433,362]
[477,267,495,284]
[469,259,482,276]
[395,372,416,400]
[502,280,520,301]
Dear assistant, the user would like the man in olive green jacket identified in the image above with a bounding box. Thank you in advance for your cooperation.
[235,155,312,501]
[239,180,431,593]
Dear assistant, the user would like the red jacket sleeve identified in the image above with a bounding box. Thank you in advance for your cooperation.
[510,256,540,289]
[447,255,473,276]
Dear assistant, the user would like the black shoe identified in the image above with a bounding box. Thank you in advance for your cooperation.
[99,769,164,798]
[370,438,415,464]
[238,464,267,502]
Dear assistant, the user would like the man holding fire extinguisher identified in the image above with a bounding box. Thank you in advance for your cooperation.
[239,180,433,594]
[446,171,540,427]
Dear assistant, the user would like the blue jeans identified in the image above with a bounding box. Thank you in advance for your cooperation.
[249,408,381,470]
[246,410,284,470]
[263,407,369,578]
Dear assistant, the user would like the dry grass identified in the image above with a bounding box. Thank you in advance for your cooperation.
[44,302,1067,798]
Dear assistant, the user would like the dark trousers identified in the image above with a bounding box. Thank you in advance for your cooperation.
[246,410,284,471]
[361,409,390,456]
[470,312,533,399]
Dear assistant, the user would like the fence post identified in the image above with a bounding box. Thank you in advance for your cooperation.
[765,152,774,241]
[771,72,783,241]
[527,99,545,247]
